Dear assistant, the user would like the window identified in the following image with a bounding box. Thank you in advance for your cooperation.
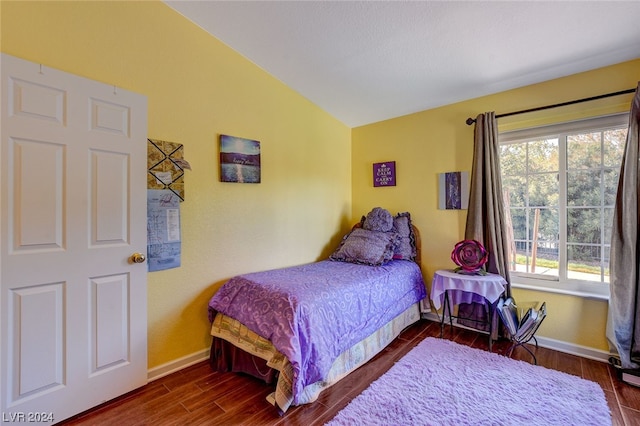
[499,114,628,298]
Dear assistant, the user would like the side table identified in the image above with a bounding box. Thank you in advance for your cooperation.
[431,269,507,351]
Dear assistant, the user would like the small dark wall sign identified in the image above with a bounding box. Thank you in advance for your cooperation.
[438,171,469,210]
[373,161,396,187]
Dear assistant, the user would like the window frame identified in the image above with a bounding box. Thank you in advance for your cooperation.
[499,113,629,300]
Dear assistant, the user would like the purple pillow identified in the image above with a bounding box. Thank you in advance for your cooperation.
[362,207,394,232]
[330,228,399,266]
[393,212,417,261]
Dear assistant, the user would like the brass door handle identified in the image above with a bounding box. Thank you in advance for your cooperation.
[131,253,146,264]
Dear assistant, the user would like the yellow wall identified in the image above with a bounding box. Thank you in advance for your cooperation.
[353,59,640,352]
[3,0,639,364]
[0,1,351,368]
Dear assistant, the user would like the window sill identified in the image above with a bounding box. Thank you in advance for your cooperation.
[510,280,610,301]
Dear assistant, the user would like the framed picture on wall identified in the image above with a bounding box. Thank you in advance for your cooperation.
[373,161,396,187]
[438,171,469,209]
[219,134,261,183]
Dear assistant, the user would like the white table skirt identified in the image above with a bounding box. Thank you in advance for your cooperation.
[431,269,506,310]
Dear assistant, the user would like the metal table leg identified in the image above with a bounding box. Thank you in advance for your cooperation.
[439,290,454,338]
[440,289,495,352]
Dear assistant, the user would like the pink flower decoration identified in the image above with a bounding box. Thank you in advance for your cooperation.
[451,240,488,274]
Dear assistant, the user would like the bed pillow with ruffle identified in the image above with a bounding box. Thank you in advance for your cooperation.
[393,212,418,261]
[330,228,399,266]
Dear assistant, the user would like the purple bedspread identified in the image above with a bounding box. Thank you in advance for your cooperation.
[208,259,426,404]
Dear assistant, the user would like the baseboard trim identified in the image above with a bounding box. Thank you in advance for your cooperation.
[421,312,610,363]
[147,348,210,382]
[148,316,612,381]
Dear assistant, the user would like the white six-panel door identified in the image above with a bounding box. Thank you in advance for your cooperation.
[1,54,148,424]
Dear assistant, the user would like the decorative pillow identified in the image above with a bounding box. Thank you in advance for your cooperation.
[330,228,399,266]
[362,207,394,232]
[393,212,418,261]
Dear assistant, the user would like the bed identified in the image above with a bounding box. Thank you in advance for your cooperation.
[207,209,426,413]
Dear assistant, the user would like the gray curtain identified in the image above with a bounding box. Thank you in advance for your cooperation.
[458,112,512,337]
[607,83,640,369]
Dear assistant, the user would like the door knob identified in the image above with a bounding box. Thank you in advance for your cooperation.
[131,253,146,264]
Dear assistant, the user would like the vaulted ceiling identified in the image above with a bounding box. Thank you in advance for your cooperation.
[165,1,640,127]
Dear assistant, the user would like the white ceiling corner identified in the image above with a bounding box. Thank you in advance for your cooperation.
[164,0,640,127]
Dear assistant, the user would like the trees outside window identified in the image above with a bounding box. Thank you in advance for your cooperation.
[499,114,628,297]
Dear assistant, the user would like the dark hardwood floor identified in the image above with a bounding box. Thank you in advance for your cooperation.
[60,319,640,425]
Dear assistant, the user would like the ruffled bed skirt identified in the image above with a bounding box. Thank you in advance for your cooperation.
[209,302,421,413]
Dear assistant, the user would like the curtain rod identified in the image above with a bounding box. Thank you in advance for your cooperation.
[465,88,636,125]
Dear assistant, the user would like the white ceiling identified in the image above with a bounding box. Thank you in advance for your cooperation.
[164,1,640,128]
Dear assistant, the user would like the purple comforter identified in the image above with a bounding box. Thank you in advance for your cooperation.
[208,259,426,404]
